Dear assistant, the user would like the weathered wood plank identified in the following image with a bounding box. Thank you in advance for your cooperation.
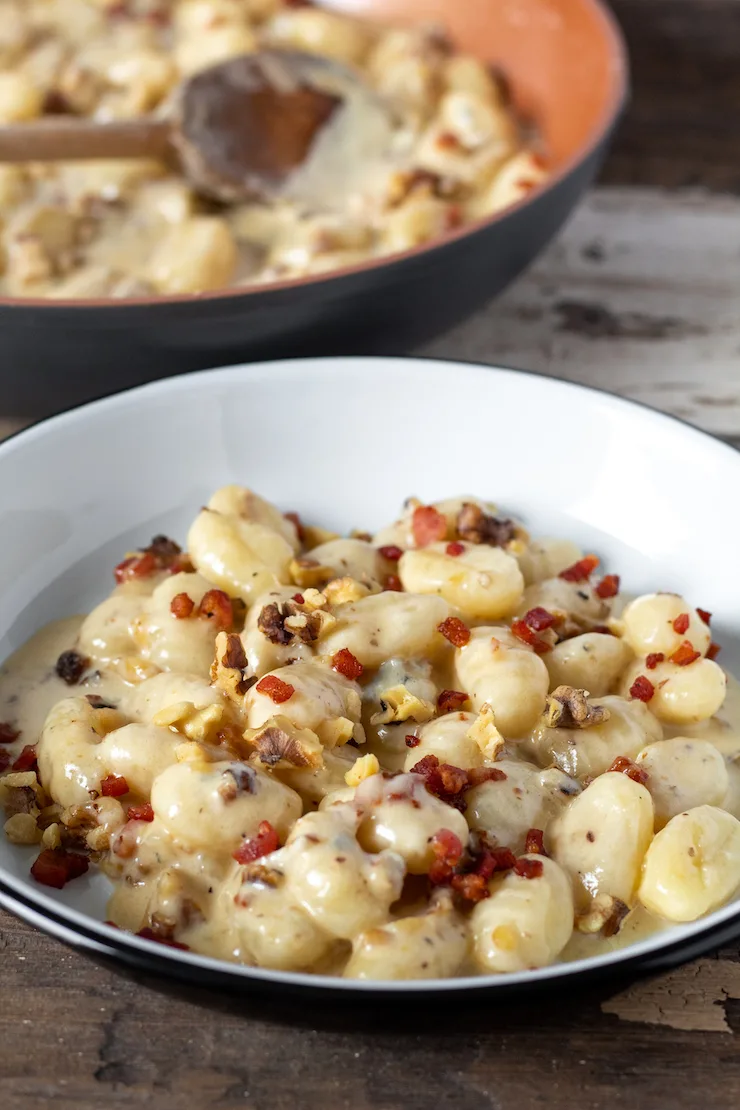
[605,0,740,191]
[1,906,739,1110]
[424,188,740,438]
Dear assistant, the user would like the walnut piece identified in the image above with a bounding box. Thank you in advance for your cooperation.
[456,503,516,547]
[576,894,630,937]
[4,812,42,845]
[344,753,380,787]
[257,602,292,645]
[211,631,253,704]
[289,556,333,588]
[370,685,436,726]
[323,577,372,606]
[466,703,505,761]
[544,686,611,729]
[245,716,324,769]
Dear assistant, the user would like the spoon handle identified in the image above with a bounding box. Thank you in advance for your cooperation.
[0,117,173,163]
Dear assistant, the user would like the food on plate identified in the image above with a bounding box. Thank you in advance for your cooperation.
[1,488,738,980]
[0,0,546,300]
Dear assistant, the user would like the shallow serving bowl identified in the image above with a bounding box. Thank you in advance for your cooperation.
[0,355,738,1000]
[0,0,627,416]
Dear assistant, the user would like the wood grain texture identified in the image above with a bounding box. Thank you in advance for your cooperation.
[424,188,740,438]
[604,0,740,190]
[1,906,740,1110]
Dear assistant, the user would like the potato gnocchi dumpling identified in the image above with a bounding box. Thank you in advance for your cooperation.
[470,856,574,973]
[551,772,654,909]
[0,1,548,301]
[1,484,737,982]
[639,806,740,922]
[455,626,550,737]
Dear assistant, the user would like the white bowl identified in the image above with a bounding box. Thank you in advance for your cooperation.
[1,356,738,997]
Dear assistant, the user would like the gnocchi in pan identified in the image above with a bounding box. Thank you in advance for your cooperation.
[1,488,739,981]
[0,0,546,301]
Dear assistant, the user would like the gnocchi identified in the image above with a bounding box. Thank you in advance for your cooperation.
[0,1,547,300]
[1,486,737,983]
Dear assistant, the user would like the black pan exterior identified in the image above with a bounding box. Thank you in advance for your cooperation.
[0,133,613,417]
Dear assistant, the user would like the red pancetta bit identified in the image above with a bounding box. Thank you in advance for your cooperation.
[255,675,295,704]
[0,722,20,744]
[292,593,305,604]
[513,857,544,880]
[672,612,690,634]
[114,551,157,584]
[431,828,464,866]
[522,607,557,632]
[607,755,649,785]
[100,774,129,798]
[127,802,154,823]
[411,505,447,547]
[378,545,403,562]
[559,554,600,583]
[645,652,665,670]
[428,828,464,885]
[170,592,195,619]
[697,608,712,626]
[445,541,465,557]
[707,642,722,660]
[405,734,420,748]
[629,675,655,702]
[511,618,552,655]
[136,927,190,951]
[524,828,547,855]
[233,820,280,864]
[670,641,701,667]
[284,511,305,543]
[198,589,233,629]
[466,766,507,786]
[12,745,37,773]
[410,754,469,810]
[475,846,517,880]
[30,848,89,889]
[332,648,364,681]
[437,690,469,714]
[595,574,621,599]
[450,872,490,902]
[383,574,403,592]
[437,617,471,648]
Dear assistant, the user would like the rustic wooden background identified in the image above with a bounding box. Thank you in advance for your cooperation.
[3,1,740,1107]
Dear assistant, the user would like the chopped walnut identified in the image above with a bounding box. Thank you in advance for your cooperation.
[240,862,284,888]
[456,503,516,547]
[217,765,257,801]
[41,822,63,850]
[466,703,505,761]
[289,556,333,588]
[370,685,436,726]
[283,607,335,643]
[4,812,42,846]
[544,686,611,729]
[244,716,324,769]
[323,577,373,606]
[344,753,380,787]
[257,602,292,645]
[153,700,225,742]
[576,894,630,937]
[211,631,253,703]
[315,716,357,749]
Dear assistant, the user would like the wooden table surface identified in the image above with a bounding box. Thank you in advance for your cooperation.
[3,2,740,1107]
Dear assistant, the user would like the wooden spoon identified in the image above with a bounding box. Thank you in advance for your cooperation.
[0,50,391,205]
